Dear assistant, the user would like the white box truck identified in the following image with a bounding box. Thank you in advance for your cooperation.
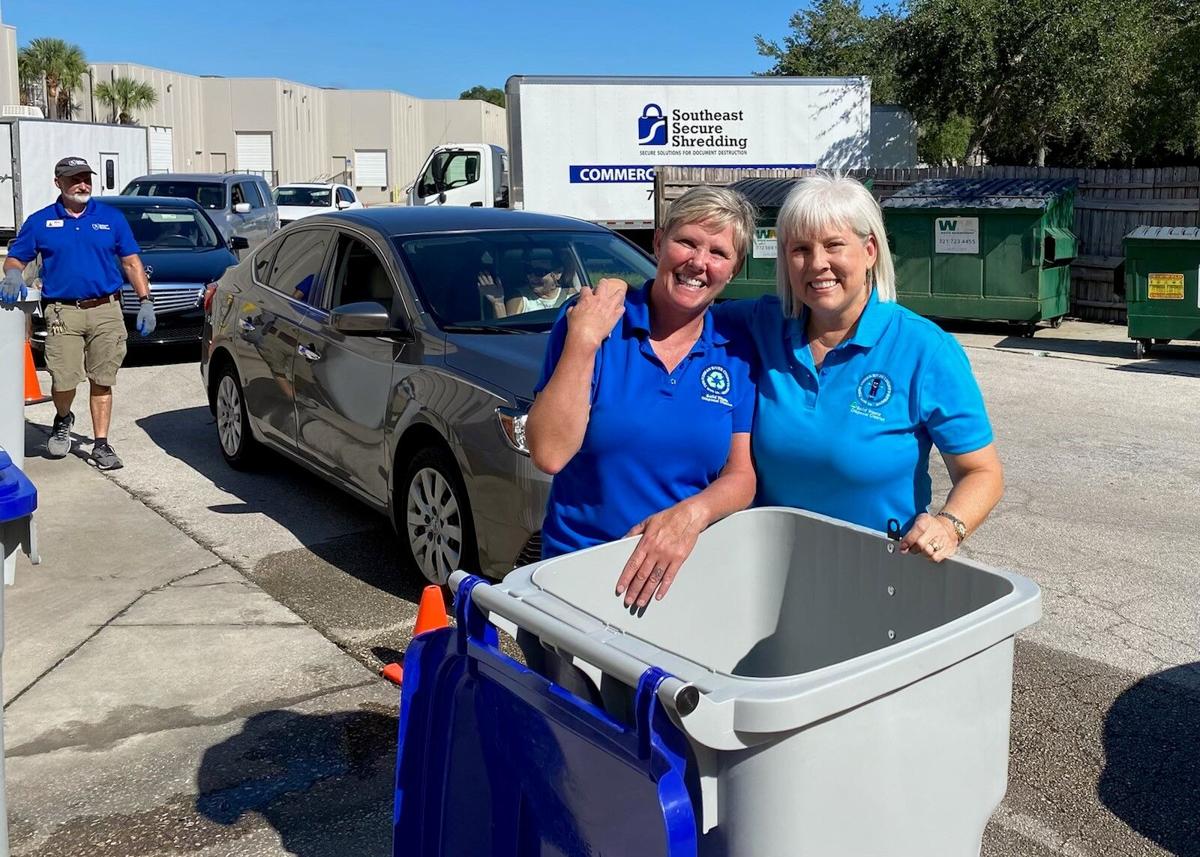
[408,75,872,245]
[0,118,148,241]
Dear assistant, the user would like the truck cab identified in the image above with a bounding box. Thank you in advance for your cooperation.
[407,144,509,209]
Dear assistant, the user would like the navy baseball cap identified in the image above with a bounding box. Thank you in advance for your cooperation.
[54,157,96,178]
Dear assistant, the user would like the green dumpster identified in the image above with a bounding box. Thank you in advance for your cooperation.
[882,178,1078,335]
[723,177,874,300]
[1123,226,1200,359]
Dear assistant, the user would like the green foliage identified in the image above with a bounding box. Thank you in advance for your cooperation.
[756,0,899,103]
[18,37,87,120]
[95,77,158,125]
[917,115,975,167]
[459,85,505,108]
[759,0,1200,166]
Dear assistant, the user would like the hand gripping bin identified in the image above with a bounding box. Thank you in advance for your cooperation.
[397,508,1041,857]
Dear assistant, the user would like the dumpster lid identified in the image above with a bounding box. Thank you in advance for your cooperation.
[729,177,803,209]
[0,449,36,522]
[882,177,1078,210]
[1126,225,1200,241]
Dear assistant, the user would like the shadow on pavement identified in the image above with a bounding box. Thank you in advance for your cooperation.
[197,707,396,857]
[135,404,379,545]
[1098,662,1200,856]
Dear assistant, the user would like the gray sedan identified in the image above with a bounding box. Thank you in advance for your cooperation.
[199,206,656,582]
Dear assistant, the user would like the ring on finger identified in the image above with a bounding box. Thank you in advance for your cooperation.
[929,541,943,553]
[651,566,665,579]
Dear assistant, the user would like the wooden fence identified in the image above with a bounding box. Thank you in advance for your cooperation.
[655,165,1200,323]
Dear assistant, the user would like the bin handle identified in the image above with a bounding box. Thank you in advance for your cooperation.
[449,570,700,718]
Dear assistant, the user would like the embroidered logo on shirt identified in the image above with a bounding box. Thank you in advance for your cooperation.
[851,372,893,422]
[700,365,732,406]
[92,223,111,231]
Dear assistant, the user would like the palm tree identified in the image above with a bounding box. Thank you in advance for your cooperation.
[17,38,87,120]
[95,77,158,125]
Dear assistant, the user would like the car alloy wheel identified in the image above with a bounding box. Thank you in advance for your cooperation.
[214,365,259,470]
[406,465,466,585]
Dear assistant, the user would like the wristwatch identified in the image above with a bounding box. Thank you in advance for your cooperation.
[937,510,967,544]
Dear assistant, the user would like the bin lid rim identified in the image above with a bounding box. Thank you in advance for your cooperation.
[882,177,1078,210]
[1125,225,1200,241]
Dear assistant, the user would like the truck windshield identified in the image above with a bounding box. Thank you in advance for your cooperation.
[274,186,332,207]
[119,207,223,250]
[395,230,656,331]
[123,181,227,210]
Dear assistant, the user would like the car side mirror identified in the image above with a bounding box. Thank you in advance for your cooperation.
[233,202,251,214]
[228,235,250,251]
[336,199,352,210]
[330,301,410,338]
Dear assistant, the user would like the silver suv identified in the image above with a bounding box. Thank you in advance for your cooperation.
[123,173,279,252]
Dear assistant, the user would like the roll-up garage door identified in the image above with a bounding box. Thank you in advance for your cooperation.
[354,150,388,188]
[235,132,274,178]
[149,126,173,173]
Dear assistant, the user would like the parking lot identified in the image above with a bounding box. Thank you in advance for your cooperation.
[9,321,1200,856]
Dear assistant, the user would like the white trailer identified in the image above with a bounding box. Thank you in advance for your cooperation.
[408,75,872,245]
[0,118,148,240]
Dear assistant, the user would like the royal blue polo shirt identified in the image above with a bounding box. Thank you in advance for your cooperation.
[535,283,756,558]
[713,291,993,534]
[7,198,140,300]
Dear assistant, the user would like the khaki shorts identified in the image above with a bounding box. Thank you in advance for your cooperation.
[43,299,128,391]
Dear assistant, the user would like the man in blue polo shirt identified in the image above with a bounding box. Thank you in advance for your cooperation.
[2,157,157,470]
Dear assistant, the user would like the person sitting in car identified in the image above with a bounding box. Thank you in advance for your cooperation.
[478,251,580,319]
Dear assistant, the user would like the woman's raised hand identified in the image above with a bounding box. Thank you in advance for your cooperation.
[566,278,628,350]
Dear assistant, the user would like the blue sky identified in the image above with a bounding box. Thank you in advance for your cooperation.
[3,0,887,99]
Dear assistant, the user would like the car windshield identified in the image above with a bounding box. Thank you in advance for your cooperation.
[120,207,223,250]
[123,181,226,210]
[274,186,332,207]
[395,230,656,332]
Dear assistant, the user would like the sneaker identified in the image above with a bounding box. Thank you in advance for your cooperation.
[91,442,123,471]
[46,412,75,458]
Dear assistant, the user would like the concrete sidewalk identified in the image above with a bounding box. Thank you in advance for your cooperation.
[4,426,399,857]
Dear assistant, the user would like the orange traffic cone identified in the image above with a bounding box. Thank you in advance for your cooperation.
[24,342,49,405]
[381,586,451,687]
[413,585,449,636]
[381,662,404,686]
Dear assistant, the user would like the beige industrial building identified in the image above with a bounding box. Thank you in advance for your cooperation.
[70,62,506,204]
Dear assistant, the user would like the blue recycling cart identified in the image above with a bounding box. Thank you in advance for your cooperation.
[393,573,698,857]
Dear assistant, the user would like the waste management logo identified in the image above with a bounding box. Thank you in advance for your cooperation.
[934,217,979,255]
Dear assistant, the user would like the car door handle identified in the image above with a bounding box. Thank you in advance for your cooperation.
[297,343,321,362]
[239,318,256,333]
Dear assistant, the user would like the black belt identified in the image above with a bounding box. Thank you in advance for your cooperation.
[43,292,120,309]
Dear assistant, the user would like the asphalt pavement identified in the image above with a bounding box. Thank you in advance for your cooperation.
[6,321,1200,856]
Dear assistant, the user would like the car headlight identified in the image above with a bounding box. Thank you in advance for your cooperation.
[496,408,529,455]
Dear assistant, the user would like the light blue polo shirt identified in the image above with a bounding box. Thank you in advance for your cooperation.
[713,292,993,534]
[535,283,756,558]
[7,199,140,300]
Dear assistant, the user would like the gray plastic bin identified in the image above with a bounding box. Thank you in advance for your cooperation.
[471,507,1041,857]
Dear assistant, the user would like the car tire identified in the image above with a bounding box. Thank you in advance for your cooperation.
[398,446,479,585]
[214,364,261,470]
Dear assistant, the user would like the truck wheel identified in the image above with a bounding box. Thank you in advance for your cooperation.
[214,365,261,470]
[398,447,479,585]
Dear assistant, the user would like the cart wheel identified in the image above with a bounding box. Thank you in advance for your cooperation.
[1049,315,1064,329]
[1022,323,1038,339]
[1134,339,1150,359]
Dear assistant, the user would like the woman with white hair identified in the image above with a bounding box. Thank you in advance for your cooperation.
[526,185,759,607]
[714,172,1003,561]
